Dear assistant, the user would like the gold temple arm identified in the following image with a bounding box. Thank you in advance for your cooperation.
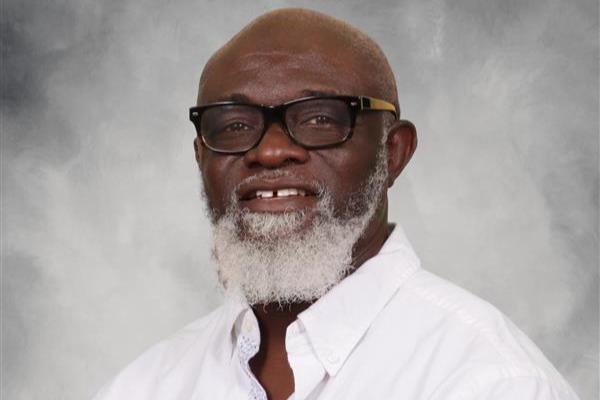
[360,96,398,119]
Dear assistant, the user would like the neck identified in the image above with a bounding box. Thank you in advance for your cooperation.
[249,302,311,399]
[252,302,312,340]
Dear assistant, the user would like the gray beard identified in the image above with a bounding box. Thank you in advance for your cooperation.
[209,146,388,306]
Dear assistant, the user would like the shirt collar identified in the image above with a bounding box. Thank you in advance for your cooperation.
[227,299,253,361]
[295,225,421,376]
[225,225,421,372]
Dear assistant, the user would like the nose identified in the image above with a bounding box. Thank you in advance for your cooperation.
[243,123,309,168]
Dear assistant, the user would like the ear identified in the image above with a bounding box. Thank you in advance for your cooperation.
[193,137,204,168]
[385,119,417,188]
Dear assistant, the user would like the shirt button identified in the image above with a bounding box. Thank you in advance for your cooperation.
[326,351,339,364]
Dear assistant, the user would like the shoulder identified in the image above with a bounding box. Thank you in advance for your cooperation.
[430,365,581,400]
[93,303,235,400]
[399,269,545,364]
[387,269,580,399]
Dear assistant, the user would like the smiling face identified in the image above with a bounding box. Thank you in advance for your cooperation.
[198,26,389,222]
[193,9,417,304]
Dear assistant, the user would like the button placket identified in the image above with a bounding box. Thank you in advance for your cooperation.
[236,312,267,400]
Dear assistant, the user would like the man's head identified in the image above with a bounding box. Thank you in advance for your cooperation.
[192,8,417,305]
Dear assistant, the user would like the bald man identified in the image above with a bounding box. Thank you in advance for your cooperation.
[94,9,580,400]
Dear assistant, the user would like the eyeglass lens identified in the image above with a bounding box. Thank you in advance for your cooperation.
[200,98,352,152]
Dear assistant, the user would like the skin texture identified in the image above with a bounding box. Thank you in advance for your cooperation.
[194,9,417,400]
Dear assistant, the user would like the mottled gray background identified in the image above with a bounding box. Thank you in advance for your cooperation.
[2,0,597,399]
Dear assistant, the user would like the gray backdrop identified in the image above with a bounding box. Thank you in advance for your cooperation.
[2,0,598,399]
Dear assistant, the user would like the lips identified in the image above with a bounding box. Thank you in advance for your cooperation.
[236,179,322,213]
[253,188,307,199]
[238,179,320,200]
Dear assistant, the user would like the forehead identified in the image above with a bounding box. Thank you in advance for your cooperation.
[198,43,377,106]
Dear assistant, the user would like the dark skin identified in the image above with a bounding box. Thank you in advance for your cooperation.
[194,20,417,400]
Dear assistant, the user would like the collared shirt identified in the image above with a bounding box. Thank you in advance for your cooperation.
[94,227,580,400]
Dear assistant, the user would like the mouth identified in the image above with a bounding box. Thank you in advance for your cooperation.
[247,188,308,200]
[237,181,322,213]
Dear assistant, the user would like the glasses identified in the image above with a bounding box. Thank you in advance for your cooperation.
[189,95,397,154]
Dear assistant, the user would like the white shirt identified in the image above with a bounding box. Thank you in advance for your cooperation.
[94,227,580,400]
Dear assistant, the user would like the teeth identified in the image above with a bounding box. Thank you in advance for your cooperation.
[277,188,297,197]
[256,190,274,198]
[254,188,307,198]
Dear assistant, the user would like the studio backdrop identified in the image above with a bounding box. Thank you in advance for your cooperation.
[2,0,598,399]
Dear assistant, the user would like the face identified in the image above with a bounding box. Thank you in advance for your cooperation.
[196,45,390,236]
[193,28,417,304]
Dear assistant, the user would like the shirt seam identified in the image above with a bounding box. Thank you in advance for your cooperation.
[454,370,574,400]
[406,278,535,368]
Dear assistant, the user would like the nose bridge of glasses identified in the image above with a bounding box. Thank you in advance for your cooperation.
[259,104,297,145]
[245,103,310,167]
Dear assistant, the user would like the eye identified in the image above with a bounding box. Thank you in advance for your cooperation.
[223,121,254,132]
[303,115,338,127]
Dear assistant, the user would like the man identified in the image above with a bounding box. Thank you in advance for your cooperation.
[95,8,580,400]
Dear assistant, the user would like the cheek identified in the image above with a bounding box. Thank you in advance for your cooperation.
[315,136,382,200]
[200,155,240,213]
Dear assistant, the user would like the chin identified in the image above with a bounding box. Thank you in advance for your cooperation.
[237,208,320,242]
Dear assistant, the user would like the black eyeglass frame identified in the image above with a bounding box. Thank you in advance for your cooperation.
[189,95,398,154]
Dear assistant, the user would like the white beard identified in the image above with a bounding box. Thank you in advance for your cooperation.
[210,146,388,306]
